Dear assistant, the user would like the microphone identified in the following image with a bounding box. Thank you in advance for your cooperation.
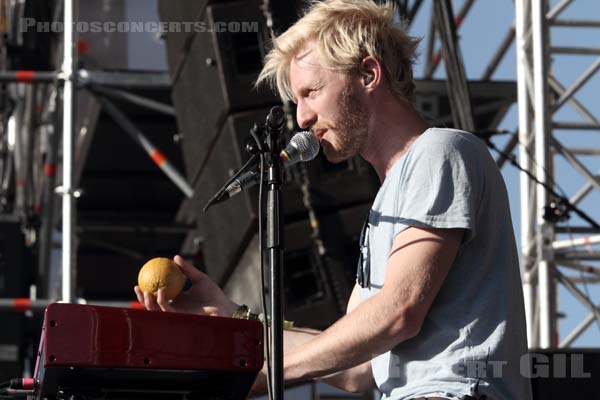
[280,130,320,166]
[217,131,319,203]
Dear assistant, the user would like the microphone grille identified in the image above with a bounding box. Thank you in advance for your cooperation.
[290,130,320,162]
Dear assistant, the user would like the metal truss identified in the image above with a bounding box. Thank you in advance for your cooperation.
[0,1,192,305]
[516,0,600,349]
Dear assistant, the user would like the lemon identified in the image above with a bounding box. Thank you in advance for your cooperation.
[138,257,185,300]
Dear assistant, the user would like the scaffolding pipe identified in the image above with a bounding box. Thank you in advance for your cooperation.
[551,19,600,28]
[96,96,194,198]
[481,25,515,81]
[559,313,596,348]
[0,70,171,87]
[551,46,600,55]
[555,271,600,322]
[555,251,600,260]
[78,69,171,88]
[546,0,574,20]
[552,138,600,192]
[37,86,61,298]
[60,0,78,304]
[555,226,600,234]
[516,0,536,348]
[549,75,599,126]
[558,148,600,155]
[0,71,57,83]
[553,235,600,250]
[423,9,437,79]
[426,0,476,78]
[532,0,555,348]
[406,0,425,23]
[90,85,176,116]
[495,131,518,169]
[556,260,600,275]
[562,276,600,284]
[0,298,145,312]
[553,122,600,130]
[552,57,600,112]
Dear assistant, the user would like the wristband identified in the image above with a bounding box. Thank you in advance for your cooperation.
[232,304,295,329]
[232,304,260,320]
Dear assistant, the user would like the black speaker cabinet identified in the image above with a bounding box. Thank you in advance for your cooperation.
[281,203,370,329]
[0,216,30,382]
[159,0,279,185]
[222,202,371,329]
[0,216,29,297]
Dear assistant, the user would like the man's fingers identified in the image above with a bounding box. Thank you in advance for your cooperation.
[157,289,175,312]
[143,291,160,311]
[173,254,206,284]
[136,286,175,313]
[134,286,144,304]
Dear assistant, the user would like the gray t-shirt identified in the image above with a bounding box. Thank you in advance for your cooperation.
[359,128,532,400]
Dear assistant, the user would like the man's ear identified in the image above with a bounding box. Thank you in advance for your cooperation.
[359,56,381,89]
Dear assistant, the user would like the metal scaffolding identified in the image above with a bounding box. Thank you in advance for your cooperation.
[0,0,597,367]
[516,0,600,349]
[0,1,596,399]
[0,0,192,307]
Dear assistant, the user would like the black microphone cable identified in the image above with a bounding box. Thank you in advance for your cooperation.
[482,132,599,229]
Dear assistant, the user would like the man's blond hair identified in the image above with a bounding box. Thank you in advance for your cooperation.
[256,0,420,103]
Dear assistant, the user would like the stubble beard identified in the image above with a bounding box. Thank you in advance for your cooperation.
[325,84,370,163]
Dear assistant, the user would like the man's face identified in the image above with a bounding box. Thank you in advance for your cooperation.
[289,45,370,163]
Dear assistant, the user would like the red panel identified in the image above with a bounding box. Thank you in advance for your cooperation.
[43,303,263,372]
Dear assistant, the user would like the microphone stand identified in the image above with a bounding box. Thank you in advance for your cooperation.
[264,107,285,400]
[203,106,286,399]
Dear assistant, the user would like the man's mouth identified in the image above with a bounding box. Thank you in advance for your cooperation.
[313,128,328,140]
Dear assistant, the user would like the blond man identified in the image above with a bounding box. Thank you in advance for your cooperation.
[136,1,532,399]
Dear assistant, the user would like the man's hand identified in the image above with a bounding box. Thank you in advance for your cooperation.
[134,255,238,317]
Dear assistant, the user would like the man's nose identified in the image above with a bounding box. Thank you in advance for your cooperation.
[296,100,316,129]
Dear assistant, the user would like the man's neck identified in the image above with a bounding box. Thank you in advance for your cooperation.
[361,98,430,182]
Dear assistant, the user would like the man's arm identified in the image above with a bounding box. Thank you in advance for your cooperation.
[314,283,374,392]
[251,284,374,394]
[282,226,464,382]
